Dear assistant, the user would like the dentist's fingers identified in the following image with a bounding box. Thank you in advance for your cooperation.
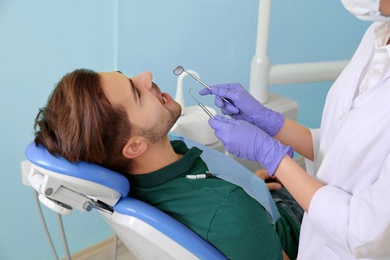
[215,97,240,114]
[199,87,212,96]
[210,83,244,100]
[212,114,233,123]
[200,87,239,114]
[208,115,233,129]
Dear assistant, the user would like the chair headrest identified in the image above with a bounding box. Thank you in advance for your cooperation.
[25,142,130,198]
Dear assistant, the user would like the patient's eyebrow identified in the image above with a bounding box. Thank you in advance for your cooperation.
[129,78,138,103]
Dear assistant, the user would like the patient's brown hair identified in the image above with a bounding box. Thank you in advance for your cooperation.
[34,69,133,173]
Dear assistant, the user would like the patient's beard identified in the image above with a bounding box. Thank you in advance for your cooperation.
[140,100,181,144]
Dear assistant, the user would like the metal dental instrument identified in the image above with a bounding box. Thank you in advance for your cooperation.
[188,89,214,118]
[173,65,230,103]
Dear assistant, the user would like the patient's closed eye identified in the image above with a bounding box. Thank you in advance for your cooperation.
[129,78,141,100]
[135,87,141,98]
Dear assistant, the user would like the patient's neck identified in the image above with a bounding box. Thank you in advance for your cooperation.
[130,135,182,175]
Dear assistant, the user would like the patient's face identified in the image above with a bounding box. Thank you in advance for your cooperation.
[99,71,181,142]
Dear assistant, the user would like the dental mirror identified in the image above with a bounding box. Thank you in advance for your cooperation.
[173,65,211,90]
[173,65,230,103]
[173,65,185,76]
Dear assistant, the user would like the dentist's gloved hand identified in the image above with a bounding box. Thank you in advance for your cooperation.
[209,115,293,176]
[199,83,284,136]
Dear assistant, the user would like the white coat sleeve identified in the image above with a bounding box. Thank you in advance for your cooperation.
[308,153,390,258]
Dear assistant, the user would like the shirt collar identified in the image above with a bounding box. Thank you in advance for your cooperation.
[126,140,206,188]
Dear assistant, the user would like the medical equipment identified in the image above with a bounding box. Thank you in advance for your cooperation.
[250,0,349,104]
[173,65,210,90]
[188,88,214,118]
[170,105,218,147]
[170,68,219,146]
[173,65,230,103]
[23,138,227,259]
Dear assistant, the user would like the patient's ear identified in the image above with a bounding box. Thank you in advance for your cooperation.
[122,136,148,159]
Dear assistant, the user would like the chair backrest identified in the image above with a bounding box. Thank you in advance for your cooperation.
[24,141,226,259]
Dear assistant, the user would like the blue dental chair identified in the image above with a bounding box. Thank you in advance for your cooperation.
[24,140,226,260]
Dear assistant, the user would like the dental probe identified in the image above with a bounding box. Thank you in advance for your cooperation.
[189,89,215,118]
[173,65,230,104]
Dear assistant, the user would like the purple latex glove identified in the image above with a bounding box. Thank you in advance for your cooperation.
[209,115,293,176]
[199,83,284,136]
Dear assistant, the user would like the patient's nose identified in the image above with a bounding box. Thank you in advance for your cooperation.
[136,71,152,90]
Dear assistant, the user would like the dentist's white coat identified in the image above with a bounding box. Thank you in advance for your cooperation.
[299,22,390,259]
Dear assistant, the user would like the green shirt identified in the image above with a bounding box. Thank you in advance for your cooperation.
[126,140,297,259]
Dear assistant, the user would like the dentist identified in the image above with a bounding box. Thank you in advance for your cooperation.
[200,0,390,259]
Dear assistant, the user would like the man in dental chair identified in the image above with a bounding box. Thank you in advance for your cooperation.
[34,69,302,260]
